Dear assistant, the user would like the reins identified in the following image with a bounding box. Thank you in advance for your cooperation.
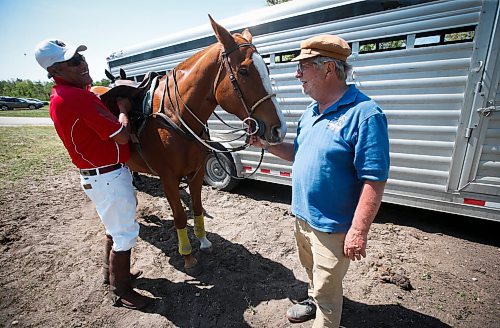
[156,42,275,153]
[141,41,275,179]
[166,68,247,153]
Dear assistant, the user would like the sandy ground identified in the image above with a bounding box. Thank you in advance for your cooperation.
[0,170,499,328]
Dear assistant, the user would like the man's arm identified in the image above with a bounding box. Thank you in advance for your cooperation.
[111,97,131,145]
[344,180,386,261]
[266,142,295,162]
[249,136,295,162]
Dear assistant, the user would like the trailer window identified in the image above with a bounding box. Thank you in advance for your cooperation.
[355,25,476,54]
[262,55,271,65]
[415,26,475,47]
[274,51,299,63]
[359,36,406,54]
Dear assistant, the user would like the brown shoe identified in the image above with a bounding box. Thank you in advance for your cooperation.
[102,235,142,285]
[286,297,316,323]
[109,250,151,310]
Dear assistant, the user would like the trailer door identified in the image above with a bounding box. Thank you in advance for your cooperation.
[458,2,500,202]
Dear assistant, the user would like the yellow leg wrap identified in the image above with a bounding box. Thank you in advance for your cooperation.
[194,214,206,239]
[176,227,192,255]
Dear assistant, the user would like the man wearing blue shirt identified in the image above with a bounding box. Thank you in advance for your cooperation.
[251,34,389,327]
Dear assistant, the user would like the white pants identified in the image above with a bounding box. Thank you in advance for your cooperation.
[80,166,139,252]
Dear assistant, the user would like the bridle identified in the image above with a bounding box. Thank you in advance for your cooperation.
[213,42,276,139]
[156,41,276,154]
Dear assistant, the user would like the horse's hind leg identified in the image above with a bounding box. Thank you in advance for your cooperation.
[161,177,202,275]
[188,170,213,253]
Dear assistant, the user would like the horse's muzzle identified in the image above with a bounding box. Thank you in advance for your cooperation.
[257,120,286,145]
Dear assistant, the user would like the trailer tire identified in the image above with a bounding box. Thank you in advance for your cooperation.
[204,150,240,191]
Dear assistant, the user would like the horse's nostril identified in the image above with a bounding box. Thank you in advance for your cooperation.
[272,125,280,136]
[270,125,283,143]
[275,125,284,136]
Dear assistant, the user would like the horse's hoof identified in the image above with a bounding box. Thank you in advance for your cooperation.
[200,246,213,254]
[185,262,203,277]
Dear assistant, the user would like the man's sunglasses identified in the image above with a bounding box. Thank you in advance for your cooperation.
[65,54,86,67]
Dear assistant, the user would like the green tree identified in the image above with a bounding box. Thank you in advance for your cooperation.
[0,78,111,101]
[445,31,474,42]
[0,79,53,101]
[267,0,290,5]
[92,79,111,87]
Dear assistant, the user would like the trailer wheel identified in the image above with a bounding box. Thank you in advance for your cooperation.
[204,150,240,191]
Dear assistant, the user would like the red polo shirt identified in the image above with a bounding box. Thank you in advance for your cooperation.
[49,78,130,169]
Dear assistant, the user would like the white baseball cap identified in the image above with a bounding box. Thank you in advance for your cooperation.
[34,39,87,70]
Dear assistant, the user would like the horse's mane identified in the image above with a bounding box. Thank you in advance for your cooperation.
[175,44,218,71]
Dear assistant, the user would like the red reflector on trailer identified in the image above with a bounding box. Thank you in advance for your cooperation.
[280,171,290,177]
[260,169,271,174]
[243,166,252,171]
[463,198,485,206]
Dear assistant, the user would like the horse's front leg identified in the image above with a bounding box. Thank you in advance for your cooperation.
[188,169,212,253]
[161,178,202,276]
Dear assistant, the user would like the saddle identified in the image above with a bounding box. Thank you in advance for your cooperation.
[100,70,160,136]
[96,70,161,175]
[99,69,195,141]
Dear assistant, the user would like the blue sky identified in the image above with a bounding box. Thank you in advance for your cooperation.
[0,0,267,82]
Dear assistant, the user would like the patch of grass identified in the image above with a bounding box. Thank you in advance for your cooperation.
[0,107,50,117]
[0,126,72,190]
[420,272,431,280]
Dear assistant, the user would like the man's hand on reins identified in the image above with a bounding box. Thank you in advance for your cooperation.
[116,97,132,138]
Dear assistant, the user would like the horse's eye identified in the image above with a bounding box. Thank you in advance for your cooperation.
[238,67,249,76]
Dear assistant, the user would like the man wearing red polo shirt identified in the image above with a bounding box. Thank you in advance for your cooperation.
[34,39,151,310]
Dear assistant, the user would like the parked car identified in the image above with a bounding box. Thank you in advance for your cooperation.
[0,96,45,110]
[26,98,49,106]
[21,98,47,108]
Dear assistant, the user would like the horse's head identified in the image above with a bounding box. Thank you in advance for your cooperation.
[209,16,286,146]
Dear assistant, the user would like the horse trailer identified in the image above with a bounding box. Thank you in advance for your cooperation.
[106,0,500,221]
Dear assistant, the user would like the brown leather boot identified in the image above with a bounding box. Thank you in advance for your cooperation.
[102,235,142,285]
[109,250,151,309]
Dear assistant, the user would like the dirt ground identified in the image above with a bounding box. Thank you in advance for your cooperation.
[0,169,499,328]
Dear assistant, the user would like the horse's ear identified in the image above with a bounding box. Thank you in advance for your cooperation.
[119,68,127,80]
[105,69,115,82]
[241,28,252,43]
[209,14,237,50]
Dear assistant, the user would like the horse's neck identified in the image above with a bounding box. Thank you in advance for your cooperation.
[162,47,220,124]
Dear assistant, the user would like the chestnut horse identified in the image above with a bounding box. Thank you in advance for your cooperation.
[104,16,286,275]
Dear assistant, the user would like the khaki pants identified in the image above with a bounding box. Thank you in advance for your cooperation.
[294,218,350,328]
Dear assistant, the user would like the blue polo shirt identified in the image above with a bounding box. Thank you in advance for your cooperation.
[291,84,389,233]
